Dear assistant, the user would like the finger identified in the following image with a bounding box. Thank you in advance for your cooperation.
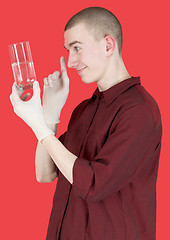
[48,74,53,87]
[51,71,60,81]
[60,56,69,88]
[21,92,31,101]
[60,56,67,74]
[62,71,69,90]
[32,80,41,98]
[44,77,49,87]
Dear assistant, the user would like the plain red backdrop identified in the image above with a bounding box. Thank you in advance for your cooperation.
[0,0,169,239]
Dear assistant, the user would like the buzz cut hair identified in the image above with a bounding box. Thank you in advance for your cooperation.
[64,7,123,55]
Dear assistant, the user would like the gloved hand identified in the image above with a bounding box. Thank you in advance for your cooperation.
[43,56,69,124]
[10,81,54,142]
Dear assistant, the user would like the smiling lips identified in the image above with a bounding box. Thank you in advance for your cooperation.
[77,67,87,74]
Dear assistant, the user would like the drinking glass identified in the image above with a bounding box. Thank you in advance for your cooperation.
[8,41,36,90]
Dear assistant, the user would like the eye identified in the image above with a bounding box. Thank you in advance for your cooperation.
[74,46,80,52]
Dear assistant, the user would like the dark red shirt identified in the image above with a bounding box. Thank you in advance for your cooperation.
[46,76,162,240]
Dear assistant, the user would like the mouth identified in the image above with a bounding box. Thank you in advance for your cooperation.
[77,67,87,74]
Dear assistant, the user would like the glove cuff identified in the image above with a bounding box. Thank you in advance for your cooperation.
[45,119,60,124]
[33,122,55,142]
[38,129,55,142]
[43,109,61,124]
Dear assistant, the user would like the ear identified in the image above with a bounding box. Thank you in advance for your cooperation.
[104,36,116,55]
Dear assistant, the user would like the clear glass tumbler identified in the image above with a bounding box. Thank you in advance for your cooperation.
[8,41,36,90]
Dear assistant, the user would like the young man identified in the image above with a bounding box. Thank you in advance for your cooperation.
[10,7,162,240]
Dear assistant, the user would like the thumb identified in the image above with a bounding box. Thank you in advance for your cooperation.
[10,82,21,107]
[32,80,41,99]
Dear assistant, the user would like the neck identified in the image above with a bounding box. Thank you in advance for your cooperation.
[97,56,131,92]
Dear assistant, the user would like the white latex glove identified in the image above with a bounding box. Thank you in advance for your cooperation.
[43,56,69,124]
[10,81,54,142]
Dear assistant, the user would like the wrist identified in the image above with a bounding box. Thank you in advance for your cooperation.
[46,123,58,134]
[41,133,55,145]
[33,120,55,142]
[43,108,61,125]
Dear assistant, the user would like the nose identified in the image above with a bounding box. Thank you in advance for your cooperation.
[67,51,79,69]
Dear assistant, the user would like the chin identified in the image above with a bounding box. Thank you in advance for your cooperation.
[81,77,95,84]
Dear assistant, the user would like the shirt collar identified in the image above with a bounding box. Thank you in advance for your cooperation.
[91,76,141,107]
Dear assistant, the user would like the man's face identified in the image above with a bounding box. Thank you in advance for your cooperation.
[64,23,108,84]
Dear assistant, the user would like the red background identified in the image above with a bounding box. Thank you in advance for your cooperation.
[0,0,169,239]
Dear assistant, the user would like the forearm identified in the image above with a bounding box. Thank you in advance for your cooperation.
[35,123,58,182]
[41,134,78,184]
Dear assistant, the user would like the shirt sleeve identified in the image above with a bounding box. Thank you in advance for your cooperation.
[58,131,67,143]
[72,104,157,202]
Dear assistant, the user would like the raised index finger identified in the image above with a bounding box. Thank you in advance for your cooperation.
[60,56,69,89]
[60,56,67,74]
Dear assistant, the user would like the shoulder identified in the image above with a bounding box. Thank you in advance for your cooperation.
[117,84,161,125]
[116,103,154,129]
[71,98,91,117]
